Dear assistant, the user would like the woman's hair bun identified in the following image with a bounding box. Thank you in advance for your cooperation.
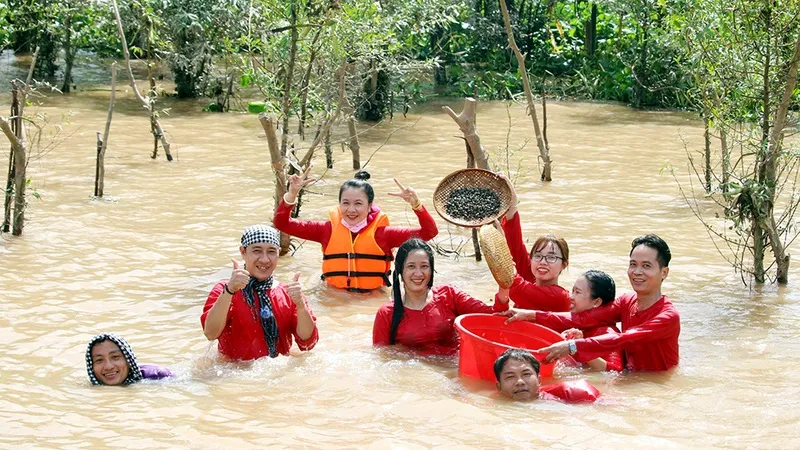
[353,170,371,181]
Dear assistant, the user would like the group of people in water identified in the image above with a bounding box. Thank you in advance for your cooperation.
[87,169,681,403]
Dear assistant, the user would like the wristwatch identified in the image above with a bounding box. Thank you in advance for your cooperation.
[567,340,577,356]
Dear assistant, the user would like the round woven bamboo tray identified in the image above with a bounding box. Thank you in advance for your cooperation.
[479,225,516,289]
[433,168,513,227]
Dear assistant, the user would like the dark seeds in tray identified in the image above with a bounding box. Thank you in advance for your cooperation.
[444,187,501,221]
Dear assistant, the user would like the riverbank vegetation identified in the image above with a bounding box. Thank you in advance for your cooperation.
[2,0,800,284]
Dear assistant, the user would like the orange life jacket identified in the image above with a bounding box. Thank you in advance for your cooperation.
[321,207,393,291]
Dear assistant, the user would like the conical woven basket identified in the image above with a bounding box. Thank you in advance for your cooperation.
[433,169,513,227]
[479,225,516,289]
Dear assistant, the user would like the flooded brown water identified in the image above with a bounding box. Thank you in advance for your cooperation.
[2,61,800,448]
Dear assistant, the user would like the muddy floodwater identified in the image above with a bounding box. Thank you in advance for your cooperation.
[2,68,800,449]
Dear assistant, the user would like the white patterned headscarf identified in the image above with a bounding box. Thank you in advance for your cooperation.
[241,225,281,248]
[85,333,143,385]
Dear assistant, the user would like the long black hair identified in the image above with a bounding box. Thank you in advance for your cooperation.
[338,170,374,204]
[389,238,435,344]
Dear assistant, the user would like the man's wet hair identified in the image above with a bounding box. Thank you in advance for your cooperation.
[631,233,671,268]
[493,348,540,382]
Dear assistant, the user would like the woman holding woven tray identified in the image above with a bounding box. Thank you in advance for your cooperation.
[274,169,438,293]
[372,238,508,355]
[493,176,571,312]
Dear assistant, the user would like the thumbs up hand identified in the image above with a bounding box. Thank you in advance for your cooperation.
[227,259,250,294]
[287,272,305,307]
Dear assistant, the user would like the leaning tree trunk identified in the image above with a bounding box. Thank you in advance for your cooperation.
[498,0,552,181]
[111,0,173,161]
[444,98,492,261]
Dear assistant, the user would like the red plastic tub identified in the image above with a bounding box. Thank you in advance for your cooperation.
[455,313,564,381]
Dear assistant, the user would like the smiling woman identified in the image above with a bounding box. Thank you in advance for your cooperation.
[85,334,172,386]
[372,238,509,355]
[273,170,439,293]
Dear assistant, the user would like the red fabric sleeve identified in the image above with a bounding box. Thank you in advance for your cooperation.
[291,293,319,351]
[447,285,496,315]
[272,199,333,246]
[501,212,534,282]
[372,303,393,346]
[376,206,439,250]
[503,274,571,312]
[536,300,622,332]
[575,306,680,356]
[539,380,600,403]
[200,281,231,329]
[573,327,624,372]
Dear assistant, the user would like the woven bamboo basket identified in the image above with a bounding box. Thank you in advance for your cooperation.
[433,168,513,227]
[479,225,516,289]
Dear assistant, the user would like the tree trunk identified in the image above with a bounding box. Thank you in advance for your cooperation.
[720,123,729,193]
[324,126,333,169]
[111,0,172,162]
[280,1,299,157]
[763,28,800,284]
[62,12,75,93]
[703,106,711,193]
[348,116,361,170]
[0,111,27,235]
[259,114,290,254]
[753,223,765,283]
[297,28,322,140]
[96,63,116,198]
[3,87,18,233]
[498,0,552,181]
[443,98,491,170]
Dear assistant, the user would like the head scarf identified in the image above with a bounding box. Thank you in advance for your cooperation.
[85,333,143,386]
[240,225,281,358]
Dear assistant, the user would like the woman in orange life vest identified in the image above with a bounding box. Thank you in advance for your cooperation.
[273,169,439,292]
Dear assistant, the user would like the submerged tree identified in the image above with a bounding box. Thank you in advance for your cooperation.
[677,0,800,284]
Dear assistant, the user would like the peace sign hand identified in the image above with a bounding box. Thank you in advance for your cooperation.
[286,166,315,203]
[387,178,420,208]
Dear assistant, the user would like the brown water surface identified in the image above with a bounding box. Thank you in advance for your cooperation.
[2,67,800,449]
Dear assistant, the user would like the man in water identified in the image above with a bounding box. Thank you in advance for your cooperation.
[494,349,600,402]
[502,233,680,371]
[495,349,542,401]
[201,225,318,360]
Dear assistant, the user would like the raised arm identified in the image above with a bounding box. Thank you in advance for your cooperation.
[501,212,534,282]
[379,178,439,248]
[201,259,250,340]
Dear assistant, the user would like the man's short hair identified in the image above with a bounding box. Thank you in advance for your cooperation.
[631,233,671,268]
[493,348,541,382]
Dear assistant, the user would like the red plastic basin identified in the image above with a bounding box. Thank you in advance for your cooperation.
[455,313,564,381]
